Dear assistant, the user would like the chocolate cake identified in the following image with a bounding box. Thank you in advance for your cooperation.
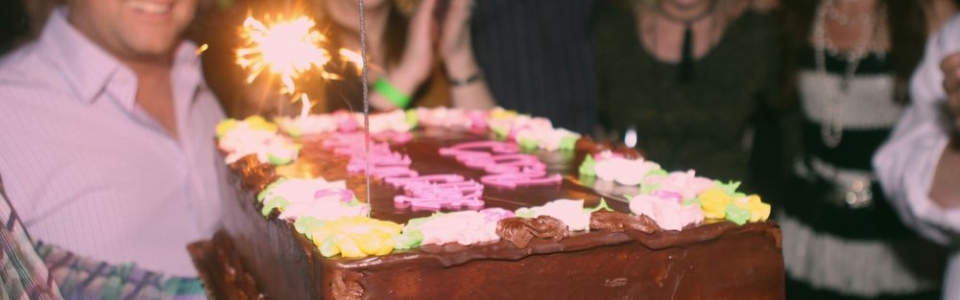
[203,109,785,299]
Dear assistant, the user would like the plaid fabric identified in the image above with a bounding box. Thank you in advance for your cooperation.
[36,243,206,300]
[0,189,63,300]
[1,184,208,300]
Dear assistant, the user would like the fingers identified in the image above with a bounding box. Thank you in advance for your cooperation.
[940,53,960,95]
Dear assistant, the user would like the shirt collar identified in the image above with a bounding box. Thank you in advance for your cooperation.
[36,8,205,108]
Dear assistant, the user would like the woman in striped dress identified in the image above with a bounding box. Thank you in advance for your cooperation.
[778,0,955,299]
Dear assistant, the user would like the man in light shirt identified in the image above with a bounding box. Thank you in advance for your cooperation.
[0,0,228,297]
[875,14,960,300]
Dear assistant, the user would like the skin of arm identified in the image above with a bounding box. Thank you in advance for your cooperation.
[931,52,960,208]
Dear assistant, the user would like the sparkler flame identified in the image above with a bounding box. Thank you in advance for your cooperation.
[236,14,332,95]
[235,13,368,118]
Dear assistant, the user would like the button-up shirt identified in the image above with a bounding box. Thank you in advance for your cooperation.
[0,9,227,277]
[875,15,960,300]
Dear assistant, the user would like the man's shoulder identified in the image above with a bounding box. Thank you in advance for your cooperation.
[0,44,70,106]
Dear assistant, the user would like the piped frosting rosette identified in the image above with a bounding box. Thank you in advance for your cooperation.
[216,116,300,165]
[590,151,663,186]
[278,110,414,138]
[256,177,369,223]
[395,208,514,250]
[415,107,488,130]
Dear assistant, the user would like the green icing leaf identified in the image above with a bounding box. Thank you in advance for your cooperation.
[644,168,668,178]
[267,153,292,165]
[347,196,363,207]
[405,109,419,128]
[585,198,613,213]
[515,208,537,219]
[319,236,339,257]
[294,217,326,235]
[682,198,701,207]
[493,127,509,140]
[261,197,290,216]
[713,181,742,196]
[578,155,596,177]
[732,192,747,199]
[519,138,538,151]
[578,174,596,187]
[724,203,750,226]
[286,125,303,139]
[639,183,661,195]
[393,230,424,250]
[559,136,578,151]
[257,178,287,202]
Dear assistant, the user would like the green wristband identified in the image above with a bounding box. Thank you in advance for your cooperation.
[374,77,412,109]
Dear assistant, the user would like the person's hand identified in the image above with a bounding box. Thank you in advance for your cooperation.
[940,52,960,131]
[395,0,438,84]
[438,0,481,79]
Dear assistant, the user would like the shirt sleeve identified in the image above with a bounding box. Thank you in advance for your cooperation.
[874,15,960,246]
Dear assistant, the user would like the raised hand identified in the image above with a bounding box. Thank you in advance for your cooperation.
[437,0,480,79]
[396,0,439,84]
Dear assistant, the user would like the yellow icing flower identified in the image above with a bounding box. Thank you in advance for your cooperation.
[490,108,518,120]
[245,115,278,132]
[215,119,238,138]
[734,195,771,223]
[698,188,732,219]
[311,217,403,258]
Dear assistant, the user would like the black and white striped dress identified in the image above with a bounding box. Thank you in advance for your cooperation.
[779,46,946,298]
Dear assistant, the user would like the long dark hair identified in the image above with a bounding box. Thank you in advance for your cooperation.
[780,0,927,106]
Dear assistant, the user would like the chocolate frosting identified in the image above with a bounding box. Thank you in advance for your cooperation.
[496,216,569,248]
[590,210,660,233]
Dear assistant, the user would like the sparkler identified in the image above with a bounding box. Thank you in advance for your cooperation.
[236,13,364,108]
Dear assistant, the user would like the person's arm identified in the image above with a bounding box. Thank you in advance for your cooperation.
[874,17,960,246]
[438,0,495,110]
[369,0,439,111]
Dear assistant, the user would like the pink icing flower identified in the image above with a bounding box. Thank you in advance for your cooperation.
[629,194,704,231]
[644,170,714,200]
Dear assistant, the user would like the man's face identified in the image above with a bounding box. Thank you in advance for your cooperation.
[67,0,198,61]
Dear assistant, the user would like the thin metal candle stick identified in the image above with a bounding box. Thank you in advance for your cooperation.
[358,0,371,203]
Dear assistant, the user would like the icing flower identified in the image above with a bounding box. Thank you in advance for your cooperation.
[695,182,770,225]
[629,194,704,231]
[516,199,592,231]
[256,178,368,220]
[217,116,300,165]
[734,195,771,223]
[642,170,714,200]
[311,217,403,258]
[366,110,413,134]
[594,156,661,186]
[697,188,733,220]
[409,210,508,247]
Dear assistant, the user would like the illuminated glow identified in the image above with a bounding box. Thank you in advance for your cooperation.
[236,14,333,95]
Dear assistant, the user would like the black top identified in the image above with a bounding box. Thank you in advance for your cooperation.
[596,4,781,182]
[471,0,599,134]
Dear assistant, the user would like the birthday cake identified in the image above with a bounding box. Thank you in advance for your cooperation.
[205,108,785,299]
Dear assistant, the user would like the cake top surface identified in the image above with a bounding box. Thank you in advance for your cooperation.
[216,108,772,260]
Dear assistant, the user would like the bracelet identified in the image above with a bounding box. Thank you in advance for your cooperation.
[448,72,483,87]
[374,77,411,109]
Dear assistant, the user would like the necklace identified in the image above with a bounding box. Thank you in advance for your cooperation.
[813,0,883,148]
[654,0,717,84]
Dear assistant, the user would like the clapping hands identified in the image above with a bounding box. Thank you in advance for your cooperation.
[399,0,478,82]
[939,52,960,131]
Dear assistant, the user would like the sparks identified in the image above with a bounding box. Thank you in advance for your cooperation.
[236,14,333,95]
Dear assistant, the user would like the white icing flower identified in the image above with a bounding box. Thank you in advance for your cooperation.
[416,211,501,246]
[594,157,660,186]
[528,199,591,231]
